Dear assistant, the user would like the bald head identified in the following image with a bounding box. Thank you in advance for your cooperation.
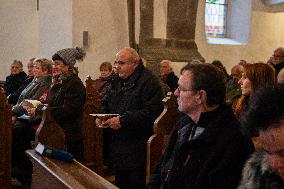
[116,47,140,65]
[272,47,284,65]
[114,47,141,79]
[231,64,243,81]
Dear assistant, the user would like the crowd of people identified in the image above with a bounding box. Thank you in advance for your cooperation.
[1,46,284,189]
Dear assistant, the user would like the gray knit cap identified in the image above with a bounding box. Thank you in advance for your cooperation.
[53,47,86,67]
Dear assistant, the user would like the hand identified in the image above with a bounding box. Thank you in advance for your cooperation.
[27,107,36,116]
[12,116,16,124]
[104,116,121,130]
[95,118,102,127]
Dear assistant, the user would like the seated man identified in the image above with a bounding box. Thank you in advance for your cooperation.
[148,62,254,189]
[160,60,178,92]
[238,87,284,189]
[226,60,247,104]
[269,47,284,75]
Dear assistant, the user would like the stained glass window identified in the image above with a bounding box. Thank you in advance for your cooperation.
[205,0,228,38]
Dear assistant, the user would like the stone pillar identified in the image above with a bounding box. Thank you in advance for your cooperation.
[139,0,204,75]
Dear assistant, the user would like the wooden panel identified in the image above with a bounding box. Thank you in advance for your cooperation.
[83,76,104,174]
[26,150,118,189]
[0,89,12,189]
[146,92,182,183]
[36,107,66,151]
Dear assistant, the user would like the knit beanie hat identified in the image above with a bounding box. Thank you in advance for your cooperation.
[52,47,86,67]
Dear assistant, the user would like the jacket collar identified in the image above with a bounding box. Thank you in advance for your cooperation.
[115,63,145,92]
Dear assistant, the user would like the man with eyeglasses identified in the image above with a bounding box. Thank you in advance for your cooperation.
[148,62,254,189]
[270,47,284,75]
[238,87,284,189]
[96,47,164,189]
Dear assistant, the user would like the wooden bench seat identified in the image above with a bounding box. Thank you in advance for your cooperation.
[26,150,118,189]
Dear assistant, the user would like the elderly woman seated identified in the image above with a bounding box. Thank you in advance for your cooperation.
[12,58,52,185]
[3,60,27,100]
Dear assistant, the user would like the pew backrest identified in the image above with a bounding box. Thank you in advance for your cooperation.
[36,107,66,150]
[146,92,182,183]
[83,76,103,174]
[0,90,12,189]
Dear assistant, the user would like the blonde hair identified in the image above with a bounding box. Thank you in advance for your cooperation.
[34,58,53,75]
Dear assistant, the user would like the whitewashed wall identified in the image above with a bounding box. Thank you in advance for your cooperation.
[1,0,284,80]
[0,0,39,80]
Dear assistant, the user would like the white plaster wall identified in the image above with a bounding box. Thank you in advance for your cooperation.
[38,0,72,59]
[0,0,39,80]
[72,0,129,80]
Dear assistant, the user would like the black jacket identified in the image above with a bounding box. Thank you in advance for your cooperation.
[101,63,164,169]
[4,71,27,96]
[47,74,86,143]
[8,76,34,105]
[161,72,178,92]
[148,104,254,189]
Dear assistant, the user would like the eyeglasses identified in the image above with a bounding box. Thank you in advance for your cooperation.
[114,60,127,65]
[176,86,195,92]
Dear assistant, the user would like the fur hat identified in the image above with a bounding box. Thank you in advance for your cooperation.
[52,47,86,67]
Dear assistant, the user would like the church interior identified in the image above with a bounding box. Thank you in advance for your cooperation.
[1,0,284,189]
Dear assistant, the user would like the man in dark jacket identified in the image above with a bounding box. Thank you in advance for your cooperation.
[97,47,164,189]
[238,87,284,189]
[148,62,254,189]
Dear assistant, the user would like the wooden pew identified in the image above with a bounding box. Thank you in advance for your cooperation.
[0,89,12,189]
[146,93,182,183]
[83,76,103,174]
[35,107,66,151]
[36,76,105,175]
[26,149,118,189]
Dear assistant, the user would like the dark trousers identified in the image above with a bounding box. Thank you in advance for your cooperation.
[12,123,36,183]
[115,168,146,189]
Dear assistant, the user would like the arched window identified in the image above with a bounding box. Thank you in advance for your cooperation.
[205,0,251,45]
[205,0,228,38]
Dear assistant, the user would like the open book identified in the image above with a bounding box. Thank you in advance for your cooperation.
[20,99,43,109]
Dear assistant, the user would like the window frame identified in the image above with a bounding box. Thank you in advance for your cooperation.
[205,0,229,38]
